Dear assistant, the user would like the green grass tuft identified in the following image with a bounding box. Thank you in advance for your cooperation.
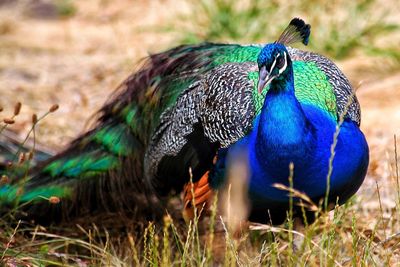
[55,0,77,18]
[176,0,400,61]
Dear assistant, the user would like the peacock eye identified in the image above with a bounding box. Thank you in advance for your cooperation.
[276,55,285,69]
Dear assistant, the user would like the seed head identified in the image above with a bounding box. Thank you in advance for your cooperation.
[13,102,21,116]
[32,114,38,124]
[49,104,59,113]
[3,118,15,124]
[0,175,9,185]
[18,153,25,164]
[49,196,60,204]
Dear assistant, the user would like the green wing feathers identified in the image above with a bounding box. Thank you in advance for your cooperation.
[0,122,133,206]
[0,43,244,219]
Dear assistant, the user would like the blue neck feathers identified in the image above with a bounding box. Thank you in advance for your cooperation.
[255,66,315,175]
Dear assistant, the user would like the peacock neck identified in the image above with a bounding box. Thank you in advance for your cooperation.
[255,67,315,172]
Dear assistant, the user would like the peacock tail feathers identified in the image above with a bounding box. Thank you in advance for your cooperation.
[0,43,256,221]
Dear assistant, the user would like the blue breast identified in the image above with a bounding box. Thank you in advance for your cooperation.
[226,103,369,208]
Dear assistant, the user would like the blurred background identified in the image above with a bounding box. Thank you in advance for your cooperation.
[0,0,399,215]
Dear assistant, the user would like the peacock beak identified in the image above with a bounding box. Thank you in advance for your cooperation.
[257,65,274,93]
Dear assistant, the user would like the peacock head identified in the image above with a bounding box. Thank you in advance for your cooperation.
[257,43,291,92]
[257,18,311,93]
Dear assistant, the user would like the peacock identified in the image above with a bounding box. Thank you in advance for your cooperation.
[0,18,369,225]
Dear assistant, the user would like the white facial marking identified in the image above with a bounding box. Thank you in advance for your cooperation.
[278,52,287,75]
[269,54,278,74]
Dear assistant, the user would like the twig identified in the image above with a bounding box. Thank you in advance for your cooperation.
[373,232,400,249]
[1,220,21,260]
[394,135,400,208]
[220,216,243,267]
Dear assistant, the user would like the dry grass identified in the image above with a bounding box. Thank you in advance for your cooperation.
[0,0,400,266]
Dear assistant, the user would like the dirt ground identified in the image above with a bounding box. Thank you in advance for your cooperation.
[0,0,399,215]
